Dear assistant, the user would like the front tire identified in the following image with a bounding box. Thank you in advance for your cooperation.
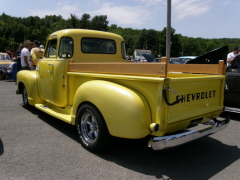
[76,104,113,152]
[22,85,31,109]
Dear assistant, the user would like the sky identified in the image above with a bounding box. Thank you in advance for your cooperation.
[0,0,239,39]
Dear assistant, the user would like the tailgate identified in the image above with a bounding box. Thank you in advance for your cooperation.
[163,75,225,124]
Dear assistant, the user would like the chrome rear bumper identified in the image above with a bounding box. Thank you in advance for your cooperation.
[150,117,230,150]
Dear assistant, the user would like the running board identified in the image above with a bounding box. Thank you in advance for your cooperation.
[35,104,72,124]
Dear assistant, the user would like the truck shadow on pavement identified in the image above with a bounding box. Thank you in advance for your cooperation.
[0,138,4,156]
[101,137,240,180]
[29,107,240,180]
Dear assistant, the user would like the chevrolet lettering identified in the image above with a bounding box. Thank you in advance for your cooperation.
[177,90,216,103]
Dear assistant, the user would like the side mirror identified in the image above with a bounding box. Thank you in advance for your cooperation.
[231,55,240,69]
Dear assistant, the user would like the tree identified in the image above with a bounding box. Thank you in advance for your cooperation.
[80,13,91,29]
[67,14,80,28]
[159,27,182,57]
[0,13,239,55]
[110,24,117,29]
[90,15,108,31]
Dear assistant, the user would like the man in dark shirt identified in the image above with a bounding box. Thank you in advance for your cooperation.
[15,44,23,72]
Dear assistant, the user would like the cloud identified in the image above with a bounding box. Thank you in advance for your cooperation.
[173,0,212,20]
[137,0,164,4]
[29,2,80,19]
[90,3,152,27]
[28,1,152,27]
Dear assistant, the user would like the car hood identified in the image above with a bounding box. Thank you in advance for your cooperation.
[0,60,12,69]
[0,60,11,65]
[141,53,156,62]
[187,46,228,64]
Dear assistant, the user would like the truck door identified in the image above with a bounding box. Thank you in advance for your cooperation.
[38,36,72,107]
[38,37,57,104]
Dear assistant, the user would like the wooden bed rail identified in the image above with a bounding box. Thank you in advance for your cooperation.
[163,57,226,76]
[69,58,226,77]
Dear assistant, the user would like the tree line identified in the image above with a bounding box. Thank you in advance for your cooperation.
[0,13,239,57]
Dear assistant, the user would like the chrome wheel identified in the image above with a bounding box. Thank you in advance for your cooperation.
[76,104,113,152]
[81,110,99,143]
[22,85,30,108]
[23,87,28,105]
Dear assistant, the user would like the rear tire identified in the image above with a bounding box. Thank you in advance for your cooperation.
[76,104,113,152]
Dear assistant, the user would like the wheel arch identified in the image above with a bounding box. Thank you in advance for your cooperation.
[72,80,152,139]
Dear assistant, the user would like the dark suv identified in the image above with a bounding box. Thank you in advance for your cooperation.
[225,55,240,109]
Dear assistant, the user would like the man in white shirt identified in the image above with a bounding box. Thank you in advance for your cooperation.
[227,47,239,66]
[21,40,32,70]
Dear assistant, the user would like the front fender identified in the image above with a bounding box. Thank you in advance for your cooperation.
[72,80,152,139]
[17,70,44,105]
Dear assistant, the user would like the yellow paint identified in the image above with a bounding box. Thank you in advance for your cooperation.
[16,29,226,139]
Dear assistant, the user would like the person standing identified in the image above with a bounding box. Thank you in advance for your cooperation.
[15,44,23,72]
[30,40,44,70]
[21,40,32,70]
[0,58,17,81]
[227,47,239,66]
[5,49,12,58]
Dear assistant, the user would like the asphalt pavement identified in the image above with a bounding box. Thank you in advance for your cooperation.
[0,80,240,180]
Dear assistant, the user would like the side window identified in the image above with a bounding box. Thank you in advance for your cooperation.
[81,38,116,54]
[59,37,73,58]
[45,39,57,58]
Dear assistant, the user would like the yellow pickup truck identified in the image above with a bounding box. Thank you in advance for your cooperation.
[16,29,229,152]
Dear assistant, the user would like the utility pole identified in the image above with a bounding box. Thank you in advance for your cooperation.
[166,0,171,61]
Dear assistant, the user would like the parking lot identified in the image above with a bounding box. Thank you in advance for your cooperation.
[0,80,240,180]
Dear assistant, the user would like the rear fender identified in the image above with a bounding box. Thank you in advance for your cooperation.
[72,80,152,139]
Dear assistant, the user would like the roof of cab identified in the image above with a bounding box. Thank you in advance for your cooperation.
[49,29,124,41]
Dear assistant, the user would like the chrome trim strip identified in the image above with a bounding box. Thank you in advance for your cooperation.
[225,107,240,113]
[151,117,230,150]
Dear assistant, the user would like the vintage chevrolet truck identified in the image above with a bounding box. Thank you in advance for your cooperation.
[16,29,229,152]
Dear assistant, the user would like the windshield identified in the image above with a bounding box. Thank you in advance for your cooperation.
[0,54,10,60]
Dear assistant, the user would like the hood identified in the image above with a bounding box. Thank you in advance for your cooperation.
[187,46,228,64]
[141,53,158,62]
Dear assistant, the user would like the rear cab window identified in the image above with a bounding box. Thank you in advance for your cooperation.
[81,38,116,54]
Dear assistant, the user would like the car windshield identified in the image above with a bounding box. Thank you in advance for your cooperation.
[0,54,10,60]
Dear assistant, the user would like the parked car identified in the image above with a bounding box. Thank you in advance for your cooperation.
[141,54,185,64]
[187,46,228,64]
[141,53,160,62]
[225,55,240,109]
[178,56,197,63]
[170,58,184,64]
[0,52,11,70]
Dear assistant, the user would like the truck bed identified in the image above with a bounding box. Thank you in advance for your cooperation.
[68,60,226,137]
